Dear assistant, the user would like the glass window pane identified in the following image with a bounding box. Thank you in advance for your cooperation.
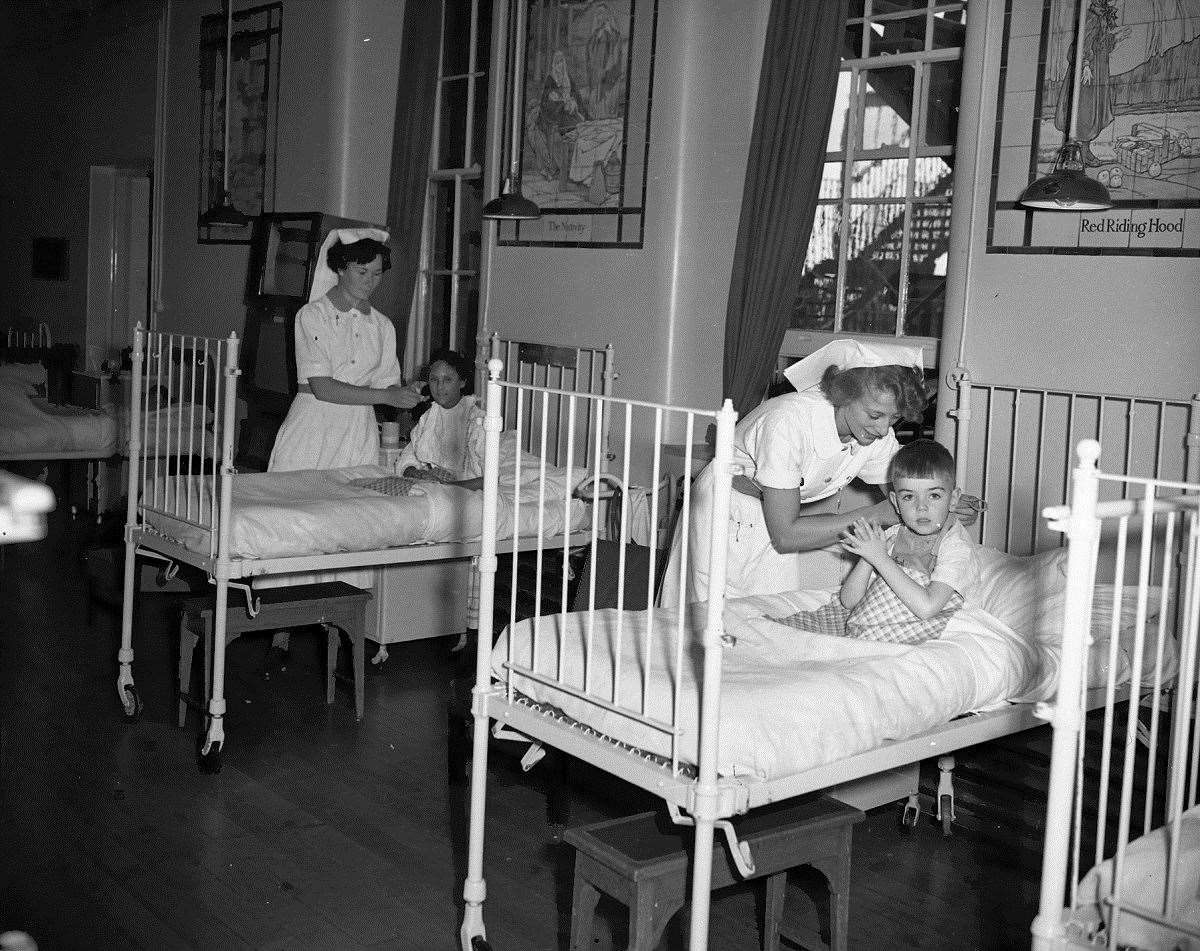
[471,74,488,169]
[851,158,909,199]
[442,0,473,77]
[843,22,866,58]
[429,274,453,353]
[842,203,904,335]
[871,0,932,10]
[820,162,844,200]
[860,68,912,150]
[433,181,455,271]
[475,0,492,74]
[924,59,962,147]
[454,274,481,354]
[794,206,842,331]
[438,77,469,169]
[931,9,966,48]
[827,73,853,152]
[848,0,865,17]
[904,202,950,337]
[913,157,953,198]
[866,13,927,57]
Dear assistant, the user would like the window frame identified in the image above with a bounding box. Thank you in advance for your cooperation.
[406,0,489,379]
[786,0,966,360]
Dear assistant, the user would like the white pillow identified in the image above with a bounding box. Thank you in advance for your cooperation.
[0,361,48,397]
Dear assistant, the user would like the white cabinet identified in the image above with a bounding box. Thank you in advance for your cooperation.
[364,560,472,646]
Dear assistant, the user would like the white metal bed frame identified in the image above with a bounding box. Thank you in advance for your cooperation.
[459,365,1200,951]
[115,327,616,772]
[1032,441,1200,950]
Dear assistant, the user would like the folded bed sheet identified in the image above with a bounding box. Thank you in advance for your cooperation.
[141,463,593,560]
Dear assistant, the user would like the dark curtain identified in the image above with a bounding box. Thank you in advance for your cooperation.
[384,1,443,354]
[722,0,850,416]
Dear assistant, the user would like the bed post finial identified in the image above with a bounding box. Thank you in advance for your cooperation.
[487,357,503,380]
[1076,439,1101,469]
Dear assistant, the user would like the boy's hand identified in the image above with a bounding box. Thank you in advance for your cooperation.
[953,494,985,527]
[839,517,890,565]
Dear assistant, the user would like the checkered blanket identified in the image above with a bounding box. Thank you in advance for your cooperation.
[348,475,420,497]
[772,564,964,645]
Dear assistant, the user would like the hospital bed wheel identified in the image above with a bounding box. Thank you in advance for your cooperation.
[196,733,223,775]
[470,937,492,951]
[899,798,920,831]
[939,794,954,838]
[121,685,142,723]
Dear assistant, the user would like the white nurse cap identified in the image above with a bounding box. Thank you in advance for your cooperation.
[309,226,391,302]
[783,339,924,392]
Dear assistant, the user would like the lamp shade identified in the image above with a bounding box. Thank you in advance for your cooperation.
[198,190,250,228]
[482,177,541,220]
[1017,165,1113,211]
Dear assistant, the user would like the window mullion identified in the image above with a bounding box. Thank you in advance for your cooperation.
[835,66,860,334]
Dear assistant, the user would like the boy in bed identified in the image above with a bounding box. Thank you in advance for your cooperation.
[774,439,981,644]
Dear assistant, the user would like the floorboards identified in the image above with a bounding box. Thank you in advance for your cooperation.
[0,508,1045,950]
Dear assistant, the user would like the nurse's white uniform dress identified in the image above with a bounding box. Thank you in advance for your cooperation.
[267,296,403,472]
[658,338,922,605]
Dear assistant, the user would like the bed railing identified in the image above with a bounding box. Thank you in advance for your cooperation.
[951,370,1199,556]
[466,356,738,948]
[1032,440,1200,950]
[483,333,615,471]
[124,327,238,561]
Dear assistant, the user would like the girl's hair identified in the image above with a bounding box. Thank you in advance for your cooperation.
[326,237,391,273]
[427,347,474,394]
[819,363,928,423]
[888,438,956,485]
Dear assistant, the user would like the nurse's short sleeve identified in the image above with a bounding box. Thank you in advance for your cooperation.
[752,404,808,490]
[373,315,403,387]
[931,524,981,599]
[855,430,900,484]
[294,304,332,383]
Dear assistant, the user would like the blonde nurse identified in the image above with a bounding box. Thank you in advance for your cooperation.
[268,228,421,472]
[660,340,977,604]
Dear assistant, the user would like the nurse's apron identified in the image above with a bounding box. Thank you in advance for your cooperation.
[657,464,854,607]
[259,395,381,591]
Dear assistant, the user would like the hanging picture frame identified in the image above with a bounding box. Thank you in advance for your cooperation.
[497,0,659,248]
[197,2,282,245]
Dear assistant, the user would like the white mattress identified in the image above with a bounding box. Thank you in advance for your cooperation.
[493,588,1046,782]
[142,464,593,560]
[1070,804,1200,949]
[0,396,116,457]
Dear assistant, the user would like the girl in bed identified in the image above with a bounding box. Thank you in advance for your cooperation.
[268,229,422,473]
[775,439,981,644]
[395,348,485,490]
[660,340,981,605]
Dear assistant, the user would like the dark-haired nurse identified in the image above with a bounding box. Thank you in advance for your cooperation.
[659,340,979,605]
[268,229,421,472]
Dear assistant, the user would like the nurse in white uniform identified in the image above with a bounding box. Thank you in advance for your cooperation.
[268,228,420,472]
[660,340,934,605]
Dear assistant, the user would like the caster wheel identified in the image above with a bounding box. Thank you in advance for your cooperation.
[899,802,919,832]
[122,685,142,723]
[196,733,223,775]
[470,937,493,951]
[940,794,954,838]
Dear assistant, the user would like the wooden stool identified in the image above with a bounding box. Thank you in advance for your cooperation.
[564,795,863,951]
[177,581,372,727]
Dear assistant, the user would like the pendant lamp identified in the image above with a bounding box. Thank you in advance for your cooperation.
[483,0,541,220]
[1017,0,1113,211]
[199,0,250,228]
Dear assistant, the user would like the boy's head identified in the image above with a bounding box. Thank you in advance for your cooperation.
[888,439,958,536]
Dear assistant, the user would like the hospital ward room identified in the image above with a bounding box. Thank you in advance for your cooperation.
[3,1,1200,949]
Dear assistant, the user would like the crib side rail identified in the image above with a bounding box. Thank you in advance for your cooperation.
[1034,439,1200,950]
[474,358,737,778]
[127,328,239,560]
[951,372,1198,556]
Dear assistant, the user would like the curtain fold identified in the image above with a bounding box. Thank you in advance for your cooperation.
[384,2,443,357]
[722,0,850,416]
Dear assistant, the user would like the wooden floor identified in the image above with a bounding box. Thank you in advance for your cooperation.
[0,503,1046,951]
